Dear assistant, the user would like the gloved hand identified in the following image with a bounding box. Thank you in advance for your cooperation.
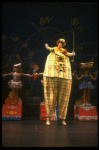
[45,43,49,49]
[72,51,75,56]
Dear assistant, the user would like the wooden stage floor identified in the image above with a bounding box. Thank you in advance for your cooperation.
[2,119,98,147]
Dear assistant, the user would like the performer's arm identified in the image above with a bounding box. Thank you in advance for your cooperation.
[77,75,84,80]
[38,72,43,76]
[33,73,43,80]
[45,43,75,58]
[67,52,75,57]
[55,50,66,58]
[20,73,33,77]
[89,75,97,80]
[55,49,75,58]
[45,43,54,52]
[45,43,65,58]
[2,72,13,77]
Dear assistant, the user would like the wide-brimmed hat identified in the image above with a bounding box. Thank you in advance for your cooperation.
[13,63,21,67]
[56,38,66,46]
[13,63,21,71]
[80,62,94,69]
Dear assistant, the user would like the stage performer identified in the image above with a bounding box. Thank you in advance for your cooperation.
[73,66,98,106]
[43,38,75,125]
[2,63,33,105]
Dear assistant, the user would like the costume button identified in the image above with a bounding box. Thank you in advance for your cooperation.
[59,57,62,60]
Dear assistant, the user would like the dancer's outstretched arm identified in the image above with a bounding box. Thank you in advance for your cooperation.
[2,72,13,77]
[20,73,33,77]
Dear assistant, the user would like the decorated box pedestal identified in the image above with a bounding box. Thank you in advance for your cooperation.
[2,97,22,120]
[40,102,61,121]
[74,105,98,121]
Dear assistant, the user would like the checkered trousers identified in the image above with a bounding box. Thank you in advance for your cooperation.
[43,77,72,119]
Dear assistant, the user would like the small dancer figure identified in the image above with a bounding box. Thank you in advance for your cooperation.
[2,63,33,105]
[73,62,98,105]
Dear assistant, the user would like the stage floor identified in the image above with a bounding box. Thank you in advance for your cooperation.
[2,119,98,147]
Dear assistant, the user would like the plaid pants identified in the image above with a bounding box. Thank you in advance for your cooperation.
[43,77,72,119]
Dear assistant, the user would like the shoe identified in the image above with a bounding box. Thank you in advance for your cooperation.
[46,120,50,125]
[62,120,66,125]
[46,118,50,125]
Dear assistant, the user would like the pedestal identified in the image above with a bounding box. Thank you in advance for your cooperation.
[74,105,98,121]
[2,97,22,120]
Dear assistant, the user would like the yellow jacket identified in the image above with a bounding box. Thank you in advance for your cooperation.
[43,46,72,79]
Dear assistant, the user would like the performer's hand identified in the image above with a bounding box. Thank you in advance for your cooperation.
[2,74,7,77]
[45,43,49,49]
[72,70,76,76]
[41,80,44,86]
[31,75,34,77]
[72,51,75,56]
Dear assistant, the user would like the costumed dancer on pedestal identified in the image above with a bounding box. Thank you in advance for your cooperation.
[2,63,33,105]
[73,62,98,106]
[43,38,75,125]
[32,64,43,80]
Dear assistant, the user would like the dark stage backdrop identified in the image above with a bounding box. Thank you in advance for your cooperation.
[2,2,98,118]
